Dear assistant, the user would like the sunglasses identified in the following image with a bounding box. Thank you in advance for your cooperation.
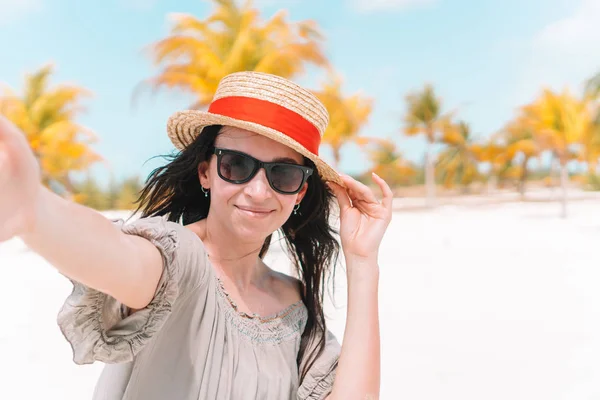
[212,147,313,195]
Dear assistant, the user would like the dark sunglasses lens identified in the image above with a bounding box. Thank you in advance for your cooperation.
[270,165,305,193]
[219,152,256,182]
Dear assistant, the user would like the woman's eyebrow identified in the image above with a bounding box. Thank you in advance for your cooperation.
[271,156,300,164]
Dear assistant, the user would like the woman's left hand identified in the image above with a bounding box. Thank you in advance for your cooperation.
[327,173,393,261]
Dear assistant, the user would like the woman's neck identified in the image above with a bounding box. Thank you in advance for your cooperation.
[193,215,269,291]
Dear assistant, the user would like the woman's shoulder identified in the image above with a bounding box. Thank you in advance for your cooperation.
[121,215,198,240]
[124,215,207,257]
[181,218,208,245]
[127,216,210,290]
[268,269,303,306]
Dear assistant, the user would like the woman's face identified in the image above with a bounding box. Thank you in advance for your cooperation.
[199,126,309,240]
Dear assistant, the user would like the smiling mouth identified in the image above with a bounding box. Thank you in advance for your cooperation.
[235,206,274,216]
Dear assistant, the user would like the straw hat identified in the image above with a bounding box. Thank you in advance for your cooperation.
[167,71,343,186]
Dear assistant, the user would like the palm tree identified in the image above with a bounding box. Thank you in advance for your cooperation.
[402,84,449,207]
[0,64,101,197]
[436,121,481,192]
[579,110,600,174]
[478,140,507,193]
[140,0,328,108]
[583,70,600,174]
[364,138,417,187]
[584,70,600,99]
[498,117,540,198]
[73,175,112,210]
[114,176,144,210]
[314,74,373,170]
[522,89,592,217]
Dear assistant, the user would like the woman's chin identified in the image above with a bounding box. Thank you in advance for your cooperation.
[231,216,278,239]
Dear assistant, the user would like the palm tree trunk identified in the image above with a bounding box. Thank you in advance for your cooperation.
[550,154,559,198]
[559,161,568,218]
[487,172,497,194]
[518,157,529,200]
[425,140,435,207]
[62,175,78,199]
[587,161,596,175]
[332,147,341,171]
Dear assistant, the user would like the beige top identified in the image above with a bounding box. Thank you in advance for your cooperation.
[57,216,340,400]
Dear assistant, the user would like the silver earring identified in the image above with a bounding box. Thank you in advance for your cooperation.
[201,186,209,198]
[293,203,300,215]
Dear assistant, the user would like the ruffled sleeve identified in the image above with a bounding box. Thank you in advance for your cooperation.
[297,329,341,400]
[57,215,208,365]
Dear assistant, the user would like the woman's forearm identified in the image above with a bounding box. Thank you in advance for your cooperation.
[19,186,163,309]
[329,256,380,400]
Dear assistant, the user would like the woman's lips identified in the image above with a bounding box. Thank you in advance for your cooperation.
[235,205,274,217]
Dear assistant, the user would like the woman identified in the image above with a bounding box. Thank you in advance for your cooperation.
[0,71,392,399]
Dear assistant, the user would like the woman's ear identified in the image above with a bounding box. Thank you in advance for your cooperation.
[296,181,309,204]
[197,160,210,189]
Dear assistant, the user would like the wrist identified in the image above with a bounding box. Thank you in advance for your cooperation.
[344,253,378,268]
[20,185,51,241]
[344,255,379,280]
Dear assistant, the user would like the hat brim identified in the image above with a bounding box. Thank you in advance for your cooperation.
[167,110,345,187]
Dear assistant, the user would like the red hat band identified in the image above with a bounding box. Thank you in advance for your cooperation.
[208,96,321,156]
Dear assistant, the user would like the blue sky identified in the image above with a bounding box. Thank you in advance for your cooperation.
[1,0,599,185]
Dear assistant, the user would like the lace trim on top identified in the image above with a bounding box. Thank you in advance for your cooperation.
[213,274,308,344]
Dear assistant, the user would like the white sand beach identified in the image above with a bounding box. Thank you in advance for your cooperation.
[2,192,600,399]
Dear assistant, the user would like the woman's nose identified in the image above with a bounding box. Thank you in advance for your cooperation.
[244,168,272,199]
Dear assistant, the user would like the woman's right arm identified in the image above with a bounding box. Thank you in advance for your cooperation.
[22,187,164,309]
[0,115,163,310]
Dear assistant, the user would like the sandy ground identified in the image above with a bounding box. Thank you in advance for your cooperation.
[2,193,600,399]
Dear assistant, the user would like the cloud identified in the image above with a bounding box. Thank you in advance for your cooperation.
[517,0,600,101]
[534,0,600,50]
[0,0,42,25]
[350,0,438,13]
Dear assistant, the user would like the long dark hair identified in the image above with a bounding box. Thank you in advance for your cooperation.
[131,125,340,380]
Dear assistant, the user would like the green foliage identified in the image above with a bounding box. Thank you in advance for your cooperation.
[585,173,600,191]
[74,176,143,211]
